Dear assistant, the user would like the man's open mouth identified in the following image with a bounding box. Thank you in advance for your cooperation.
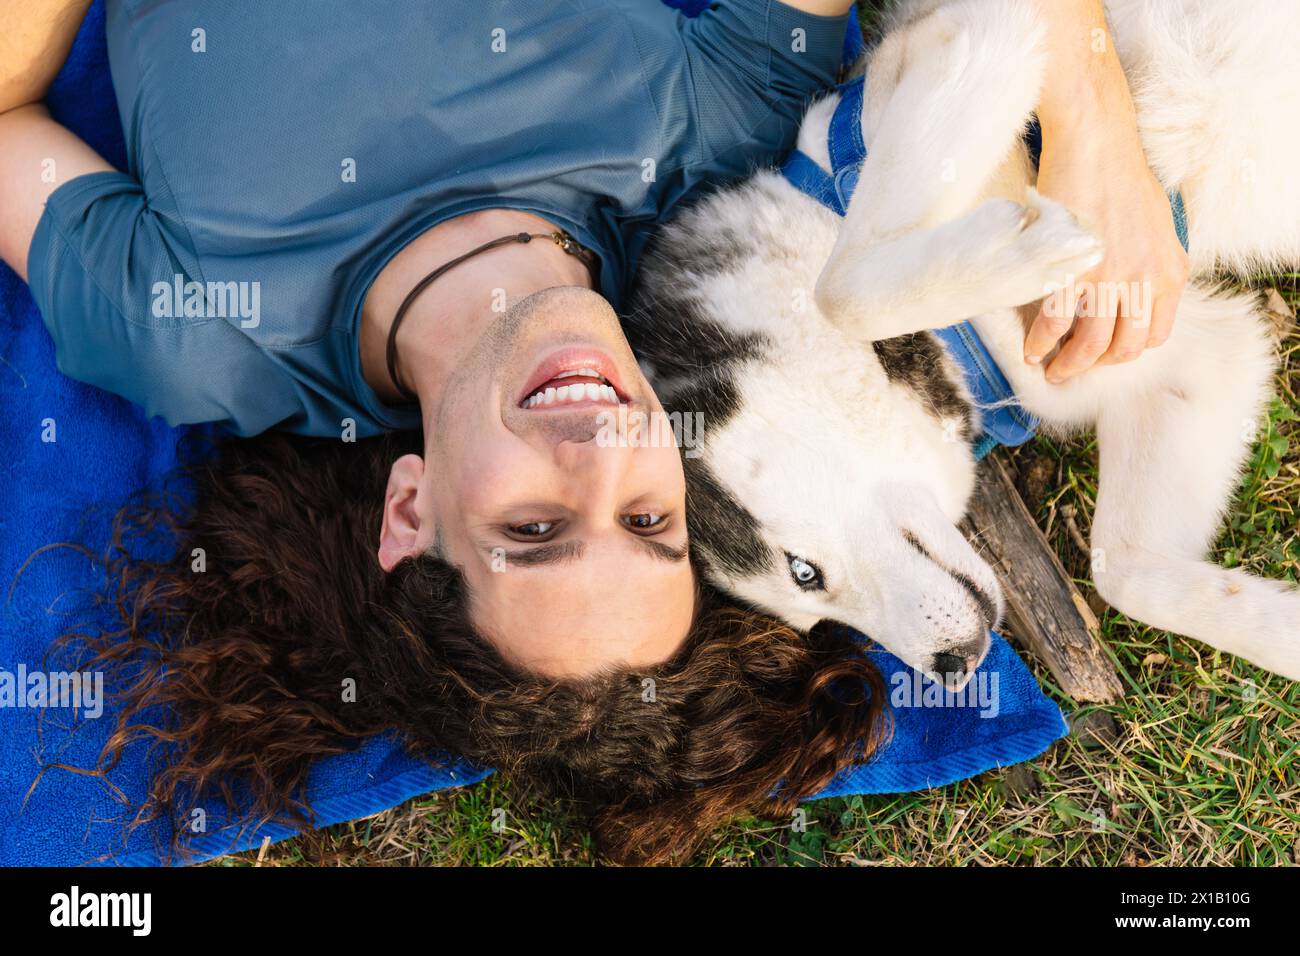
[517,350,629,409]
[521,369,622,408]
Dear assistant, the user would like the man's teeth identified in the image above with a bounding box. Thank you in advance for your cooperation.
[524,382,620,407]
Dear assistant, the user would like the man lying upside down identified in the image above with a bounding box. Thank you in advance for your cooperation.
[0,0,1184,861]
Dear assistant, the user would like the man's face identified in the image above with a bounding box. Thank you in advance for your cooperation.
[381,286,694,677]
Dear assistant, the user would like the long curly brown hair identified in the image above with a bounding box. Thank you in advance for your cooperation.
[57,430,889,865]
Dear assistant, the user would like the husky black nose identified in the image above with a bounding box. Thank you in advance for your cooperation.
[931,636,988,681]
[932,651,968,677]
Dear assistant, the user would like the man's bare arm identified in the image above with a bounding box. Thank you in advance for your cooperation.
[1027,0,1190,380]
[0,105,114,281]
[0,0,93,113]
[0,0,112,282]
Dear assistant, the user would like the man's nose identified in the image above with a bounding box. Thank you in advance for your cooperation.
[553,431,630,498]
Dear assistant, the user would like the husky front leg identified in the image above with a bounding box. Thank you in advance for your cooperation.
[818,190,1102,342]
[852,0,1048,237]
[817,0,1064,339]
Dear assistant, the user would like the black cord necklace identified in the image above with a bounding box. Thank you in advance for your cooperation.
[385,229,599,403]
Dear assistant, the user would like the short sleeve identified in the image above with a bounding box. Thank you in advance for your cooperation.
[26,171,302,435]
[675,0,849,170]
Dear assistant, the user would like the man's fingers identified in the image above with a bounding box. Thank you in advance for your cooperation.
[1097,282,1149,365]
[1044,284,1118,383]
[1026,255,1184,380]
[1025,286,1079,364]
[1145,287,1181,349]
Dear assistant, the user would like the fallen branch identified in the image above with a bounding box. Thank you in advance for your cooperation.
[962,452,1123,702]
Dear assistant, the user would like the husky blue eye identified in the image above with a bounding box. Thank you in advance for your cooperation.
[786,553,824,590]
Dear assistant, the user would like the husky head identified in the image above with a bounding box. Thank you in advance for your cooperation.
[624,180,1003,690]
[633,307,1001,690]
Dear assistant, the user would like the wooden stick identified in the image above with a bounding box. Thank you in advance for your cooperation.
[962,452,1123,702]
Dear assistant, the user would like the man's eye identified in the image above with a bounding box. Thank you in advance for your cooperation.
[786,553,824,591]
[623,512,666,531]
[509,521,556,538]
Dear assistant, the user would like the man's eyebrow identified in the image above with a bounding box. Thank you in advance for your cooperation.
[499,540,585,567]
[496,538,688,568]
[635,538,689,563]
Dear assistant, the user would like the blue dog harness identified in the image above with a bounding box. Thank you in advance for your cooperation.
[782,76,1191,459]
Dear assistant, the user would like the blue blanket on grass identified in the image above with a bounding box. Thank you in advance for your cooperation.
[0,0,1067,866]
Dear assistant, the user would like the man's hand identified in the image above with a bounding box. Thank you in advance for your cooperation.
[1025,0,1190,383]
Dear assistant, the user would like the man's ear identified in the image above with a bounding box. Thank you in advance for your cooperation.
[378,453,429,571]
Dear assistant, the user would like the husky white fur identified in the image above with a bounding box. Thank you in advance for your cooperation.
[625,0,1300,688]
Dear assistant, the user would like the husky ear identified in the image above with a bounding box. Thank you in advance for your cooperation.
[682,456,776,580]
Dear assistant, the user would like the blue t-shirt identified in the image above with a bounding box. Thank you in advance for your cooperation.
[28,0,849,437]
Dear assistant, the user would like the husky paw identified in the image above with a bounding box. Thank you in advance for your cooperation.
[971,190,1104,307]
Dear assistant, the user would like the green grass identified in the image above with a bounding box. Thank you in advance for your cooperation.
[221,277,1298,868]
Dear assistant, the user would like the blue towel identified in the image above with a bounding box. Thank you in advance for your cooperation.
[0,1,1066,866]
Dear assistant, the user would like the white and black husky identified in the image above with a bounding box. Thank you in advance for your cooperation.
[625,0,1300,688]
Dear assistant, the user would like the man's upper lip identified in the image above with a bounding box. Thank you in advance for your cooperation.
[516,348,629,406]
